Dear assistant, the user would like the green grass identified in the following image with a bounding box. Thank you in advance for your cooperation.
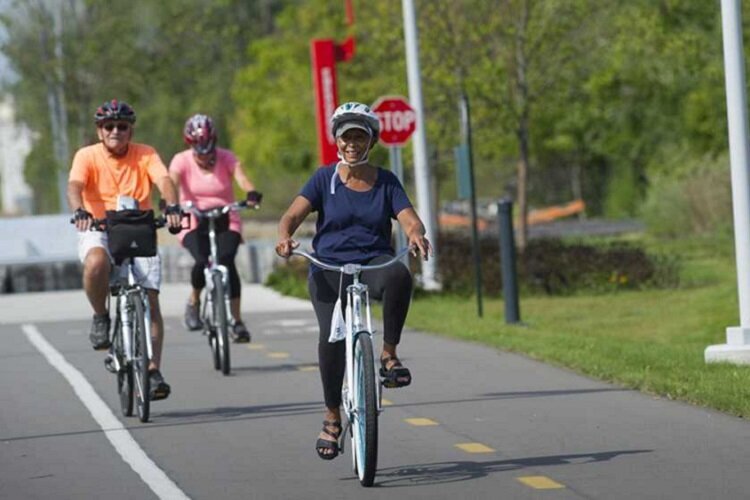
[267,235,750,417]
[407,235,750,417]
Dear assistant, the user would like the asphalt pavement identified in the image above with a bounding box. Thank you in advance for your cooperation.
[1,284,749,499]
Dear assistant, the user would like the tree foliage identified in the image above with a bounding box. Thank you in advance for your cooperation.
[0,0,744,233]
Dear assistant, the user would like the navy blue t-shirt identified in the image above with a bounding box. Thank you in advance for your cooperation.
[299,163,413,267]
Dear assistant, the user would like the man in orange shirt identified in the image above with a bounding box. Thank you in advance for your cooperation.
[67,99,181,400]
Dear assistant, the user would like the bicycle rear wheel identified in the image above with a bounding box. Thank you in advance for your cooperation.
[114,314,133,417]
[212,273,231,376]
[351,332,378,487]
[132,296,151,423]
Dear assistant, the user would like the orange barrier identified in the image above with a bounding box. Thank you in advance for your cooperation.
[439,213,489,231]
[439,199,586,230]
[526,199,585,225]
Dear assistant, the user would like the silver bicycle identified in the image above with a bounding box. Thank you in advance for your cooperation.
[292,247,410,487]
[72,210,174,422]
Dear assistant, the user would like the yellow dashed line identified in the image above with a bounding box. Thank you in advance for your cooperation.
[455,442,495,453]
[246,344,266,350]
[404,418,438,426]
[517,476,565,490]
[297,364,318,372]
[267,352,290,359]
[381,398,394,406]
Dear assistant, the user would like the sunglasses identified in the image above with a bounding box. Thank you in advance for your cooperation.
[102,122,130,132]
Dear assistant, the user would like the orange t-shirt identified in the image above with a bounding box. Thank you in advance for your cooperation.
[69,142,169,218]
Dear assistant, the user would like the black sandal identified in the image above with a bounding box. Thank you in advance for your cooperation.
[380,355,412,388]
[315,420,342,460]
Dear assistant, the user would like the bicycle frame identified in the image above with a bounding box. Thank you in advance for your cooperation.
[109,259,153,372]
[183,201,249,328]
[202,215,232,329]
[291,248,410,419]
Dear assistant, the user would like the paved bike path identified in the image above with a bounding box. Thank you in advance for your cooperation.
[1,285,750,499]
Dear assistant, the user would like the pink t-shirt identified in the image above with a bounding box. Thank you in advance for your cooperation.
[169,147,242,243]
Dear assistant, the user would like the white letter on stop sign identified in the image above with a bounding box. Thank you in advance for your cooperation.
[377,111,392,131]
[392,110,416,131]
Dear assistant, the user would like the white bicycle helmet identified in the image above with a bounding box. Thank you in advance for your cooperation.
[330,102,380,142]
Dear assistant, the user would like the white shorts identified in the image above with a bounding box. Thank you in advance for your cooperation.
[78,231,161,291]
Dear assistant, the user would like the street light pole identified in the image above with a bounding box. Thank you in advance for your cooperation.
[706,0,750,364]
[402,0,440,290]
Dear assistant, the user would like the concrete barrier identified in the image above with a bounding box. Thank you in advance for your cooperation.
[0,240,291,294]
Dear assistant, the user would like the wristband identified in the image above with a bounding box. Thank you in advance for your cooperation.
[164,203,182,215]
[74,207,92,221]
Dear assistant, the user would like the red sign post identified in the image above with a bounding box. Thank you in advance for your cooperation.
[372,96,417,147]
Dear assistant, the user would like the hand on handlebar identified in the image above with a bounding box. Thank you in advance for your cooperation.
[246,190,263,208]
[72,208,93,232]
[275,238,299,258]
[408,234,433,261]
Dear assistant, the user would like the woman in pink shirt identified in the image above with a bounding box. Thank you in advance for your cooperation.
[169,114,261,342]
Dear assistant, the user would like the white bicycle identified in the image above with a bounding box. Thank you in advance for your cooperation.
[183,200,256,375]
[292,247,410,487]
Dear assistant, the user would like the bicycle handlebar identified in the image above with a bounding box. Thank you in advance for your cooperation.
[291,246,411,275]
[182,200,257,219]
[69,215,180,233]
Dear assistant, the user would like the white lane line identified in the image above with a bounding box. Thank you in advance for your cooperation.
[22,324,190,500]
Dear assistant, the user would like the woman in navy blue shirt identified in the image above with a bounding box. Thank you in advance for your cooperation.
[276,102,432,460]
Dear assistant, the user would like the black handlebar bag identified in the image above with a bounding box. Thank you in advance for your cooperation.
[105,209,157,260]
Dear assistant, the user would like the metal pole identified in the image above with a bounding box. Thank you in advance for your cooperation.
[402,0,439,290]
[497,200,520,324]
[459,93,483,317]
[389,146,408,264]
[706,0,750,363]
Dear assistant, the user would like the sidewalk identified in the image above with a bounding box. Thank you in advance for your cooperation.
[0,283,312,325]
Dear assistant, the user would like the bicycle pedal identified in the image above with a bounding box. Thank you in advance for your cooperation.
[104,355,117,374]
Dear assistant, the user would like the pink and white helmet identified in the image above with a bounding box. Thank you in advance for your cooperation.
[183,114,217,154]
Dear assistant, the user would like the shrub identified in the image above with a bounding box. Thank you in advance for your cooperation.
[438,232,680,296]
[264,257,309,299]
[641,154,733,238]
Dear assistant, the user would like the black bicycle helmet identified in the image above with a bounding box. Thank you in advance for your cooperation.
[94,99,136,124]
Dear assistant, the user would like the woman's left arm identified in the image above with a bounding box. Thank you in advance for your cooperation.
[396,207,432,260]
[233,161,256,192]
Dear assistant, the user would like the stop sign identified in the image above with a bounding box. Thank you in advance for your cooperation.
[372,96,417,147]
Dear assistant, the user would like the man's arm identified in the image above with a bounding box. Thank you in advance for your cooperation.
[67,180,85,212]
[67,180,92,231]
[155,175,179,205]
[155,175,181,228]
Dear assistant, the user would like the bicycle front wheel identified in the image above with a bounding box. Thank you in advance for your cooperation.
[113,314,133,417]
[351,332,378,487]
[212,273,231,376]
[132,296,151,423]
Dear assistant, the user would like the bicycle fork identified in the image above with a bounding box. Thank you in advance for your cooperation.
[119,289,154,363]
[203,264,234,326]
[342,284,383,417]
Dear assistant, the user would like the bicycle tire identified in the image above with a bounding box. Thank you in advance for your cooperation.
[132,295,151,423]
[114,313,133,417]
[213,273,231,375]
[209,329,221,370]
[351,332,378,487]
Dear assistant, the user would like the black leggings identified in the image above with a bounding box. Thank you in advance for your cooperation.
[182,229,242,299]
[308,255,413,408]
